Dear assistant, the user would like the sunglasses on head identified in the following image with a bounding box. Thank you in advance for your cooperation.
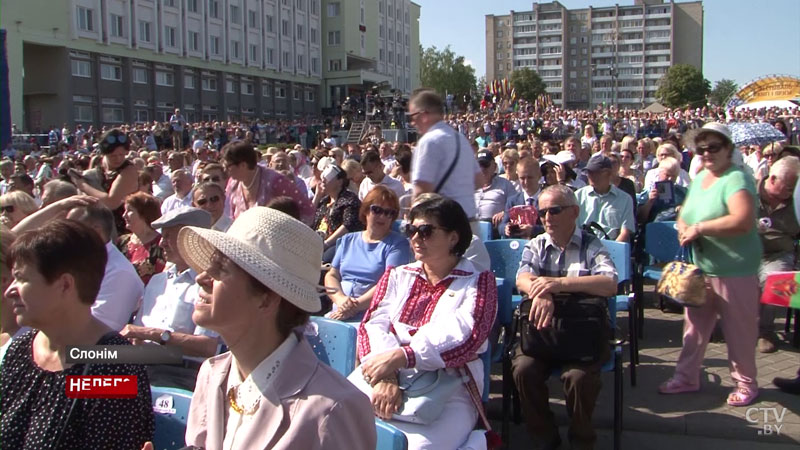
[695,143,725,155]
[195,195,221,207]
[538,205,569,217]
[403,223,446,240]
[104,133,127,146]
[369,204,397,217]
[0,205,14,214]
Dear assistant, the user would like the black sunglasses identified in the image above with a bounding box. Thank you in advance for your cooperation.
[369,204,397,217]
[403,223,446,240]
[195,195,221,206]
[538,205,569,217]
[695,143,725,155]
[0,205,14,214]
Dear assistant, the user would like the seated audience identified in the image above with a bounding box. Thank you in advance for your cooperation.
[358,150,406,201]
[0,226,23,364]
[575,155,636,242]
[41,179,78,207]
[179,207,376,449]
[325,186,410,322]
[313,164,364,262]
[193,181,232,232]
[636,157,687,224]
[0,219,153,448]
[0,191,38,228]
[500,158,543,239]
[161,169,194,215]
[475,149,518,234]
[356,197,496,449]
[119,192,166,285]
[512,185,617,450]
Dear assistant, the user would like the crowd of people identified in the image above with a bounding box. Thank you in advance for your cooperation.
[0,89,798,450]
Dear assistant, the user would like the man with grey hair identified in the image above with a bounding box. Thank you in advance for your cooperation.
[161,169,194,215]
[41,179,78,207]
[755,155,800,353]
[512,184,618,450]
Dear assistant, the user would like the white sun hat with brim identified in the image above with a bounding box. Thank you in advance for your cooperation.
[177,206,323,312]
[683,122,733,150]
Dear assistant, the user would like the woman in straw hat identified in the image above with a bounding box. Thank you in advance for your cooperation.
[177,207,376,450]
[354,197,497,449]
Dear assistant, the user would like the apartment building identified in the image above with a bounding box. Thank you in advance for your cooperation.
[321,0,421,110]
[486,0,703,109]
[3,0,324,130]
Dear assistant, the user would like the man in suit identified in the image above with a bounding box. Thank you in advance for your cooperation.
[500,157,543,239]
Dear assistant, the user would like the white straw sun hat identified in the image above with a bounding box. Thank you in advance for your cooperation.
[177,206,323,312]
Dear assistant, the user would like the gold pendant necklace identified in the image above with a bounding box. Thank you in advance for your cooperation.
[227,383,261,415]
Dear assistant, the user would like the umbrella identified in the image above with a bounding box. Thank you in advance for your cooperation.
[727,122,786,147]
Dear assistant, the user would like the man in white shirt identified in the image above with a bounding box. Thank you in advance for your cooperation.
[148,162,174,201]
[169,108,186,151]
[161,169,194,215]
[378,142,397,175]
[474,149,517,232]
[65,203,143,331]
[358,150,406,201]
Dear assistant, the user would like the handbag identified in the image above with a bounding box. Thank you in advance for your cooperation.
[516,294,611,364]
[656,246,706,307]
[347,366,466,424]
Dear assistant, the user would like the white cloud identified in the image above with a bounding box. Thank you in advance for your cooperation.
[464,59,474,68]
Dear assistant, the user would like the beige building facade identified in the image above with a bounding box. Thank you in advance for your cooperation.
[486,0,703,109]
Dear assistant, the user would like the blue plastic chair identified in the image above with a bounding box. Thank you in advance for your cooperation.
[150,386,193,450]
[478,221,493,242]
[601,239,637,386]
[376,418,408,450]
[307,316,357,377]
[484,238,529,313]
[642,221,679,281]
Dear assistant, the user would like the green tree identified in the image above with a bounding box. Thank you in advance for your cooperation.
[708,79,739,107]
[419,45,476,101]
[655,64,711,108]
[510,68,547,102]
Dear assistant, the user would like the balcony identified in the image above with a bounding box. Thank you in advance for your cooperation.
[538,18,563,25]
[515,42,537,49]
[513,30,537,38]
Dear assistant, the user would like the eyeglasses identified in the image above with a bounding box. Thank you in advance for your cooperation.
[0,205,14,214]
[763,152,776,159]
[695,143,725,155]
[195,195,221,207]
[538,205,569,217]
[369,204,397,217]
[403,223,446,240]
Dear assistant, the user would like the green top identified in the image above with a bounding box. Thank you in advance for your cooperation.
[679,165,762,277]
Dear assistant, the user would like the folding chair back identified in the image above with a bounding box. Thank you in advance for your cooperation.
[151,386,193,450]
[307,316,357,377]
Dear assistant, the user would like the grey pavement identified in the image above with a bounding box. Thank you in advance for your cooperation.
[487,290,800,450]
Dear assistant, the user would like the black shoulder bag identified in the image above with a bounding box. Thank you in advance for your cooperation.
[514,231,611,364]
[434,131,462,193]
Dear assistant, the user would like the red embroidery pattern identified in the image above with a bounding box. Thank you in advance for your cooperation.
[402,345,416,368]
[440,271,498,367]
[357,268,394,360]
[398,276,455,328]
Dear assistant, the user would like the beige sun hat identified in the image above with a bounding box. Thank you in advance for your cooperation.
[683,122,733,149]
[177,206,323,312]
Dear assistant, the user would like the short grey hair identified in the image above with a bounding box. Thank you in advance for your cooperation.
[43,179,78,201]
[539,185,577,207]
[770,155,800,182]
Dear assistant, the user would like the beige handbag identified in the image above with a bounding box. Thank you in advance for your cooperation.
[656,247,706,307]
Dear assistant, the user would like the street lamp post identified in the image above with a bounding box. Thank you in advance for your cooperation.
[610,63,618,110]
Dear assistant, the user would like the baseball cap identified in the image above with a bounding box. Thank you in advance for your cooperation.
[477,149,494,163]
[584,154,612,172]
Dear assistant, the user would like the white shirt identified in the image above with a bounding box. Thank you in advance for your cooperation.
[223,334,298,450]
[92,242,145,331]
[152,173,174,201]
[135,266,211,336]
[161,191,194,215]
[358,174,406,201]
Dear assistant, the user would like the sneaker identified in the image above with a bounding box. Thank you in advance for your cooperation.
[773,376,800,395]
[758,336,777,353]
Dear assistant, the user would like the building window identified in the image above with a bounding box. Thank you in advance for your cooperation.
[209,0,220,19]
[164,26,177,48]
[296,0,304,11]
[103,107,124,123]
[266,48,275,64]
[327,2,340,17]
[282,51,291,67]
[306,90,315,102]
[310,27,318,44]
[311,0,318,15]
[282,20,289,36]
[226,80,235,93]
[297,54,305,70]
[242,82,254,95]
[262,83,271,97]
[202,77,217,91]
[311,57,319,73]
[297,24,304,40]
[327,30,340,45]
[110,14,124,38]
[249,44,259,62]
[100,64,122,81]
[293,89,301,101]
[329,59,341,71]
[275,86,286,98]
[74,104,94,122]
[135,109,149,123]
[187,0,199,13]
[71,59,91,78]
[77,6,94,31]
[133,67,148,84]
[248,10,257,28]
[230,4,240,24]
[164,0,175,7]
[497,31,503,38]
[379,25,384,38]
[379,49,384,61]
[188,31,200,51]
[184,74,196,89]
[231,40,241,58]
[138,21,151,42]
[210,36,221,55]
[156,71,174,86]
[265,15,274,32]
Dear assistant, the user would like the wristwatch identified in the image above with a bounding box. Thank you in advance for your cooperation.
[159,329,172,345]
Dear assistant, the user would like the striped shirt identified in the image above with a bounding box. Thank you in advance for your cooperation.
[516,227,617,283]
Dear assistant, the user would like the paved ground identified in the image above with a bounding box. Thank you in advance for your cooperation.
[486,289,800,449]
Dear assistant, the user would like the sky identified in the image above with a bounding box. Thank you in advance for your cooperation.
[415,0,800,88]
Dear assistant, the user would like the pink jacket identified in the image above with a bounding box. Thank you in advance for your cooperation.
[185,333,377,450]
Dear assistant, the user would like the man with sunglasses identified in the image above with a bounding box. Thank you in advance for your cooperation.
[193,182,232,232]
[512,184,618,450]
[409,90,482,235]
